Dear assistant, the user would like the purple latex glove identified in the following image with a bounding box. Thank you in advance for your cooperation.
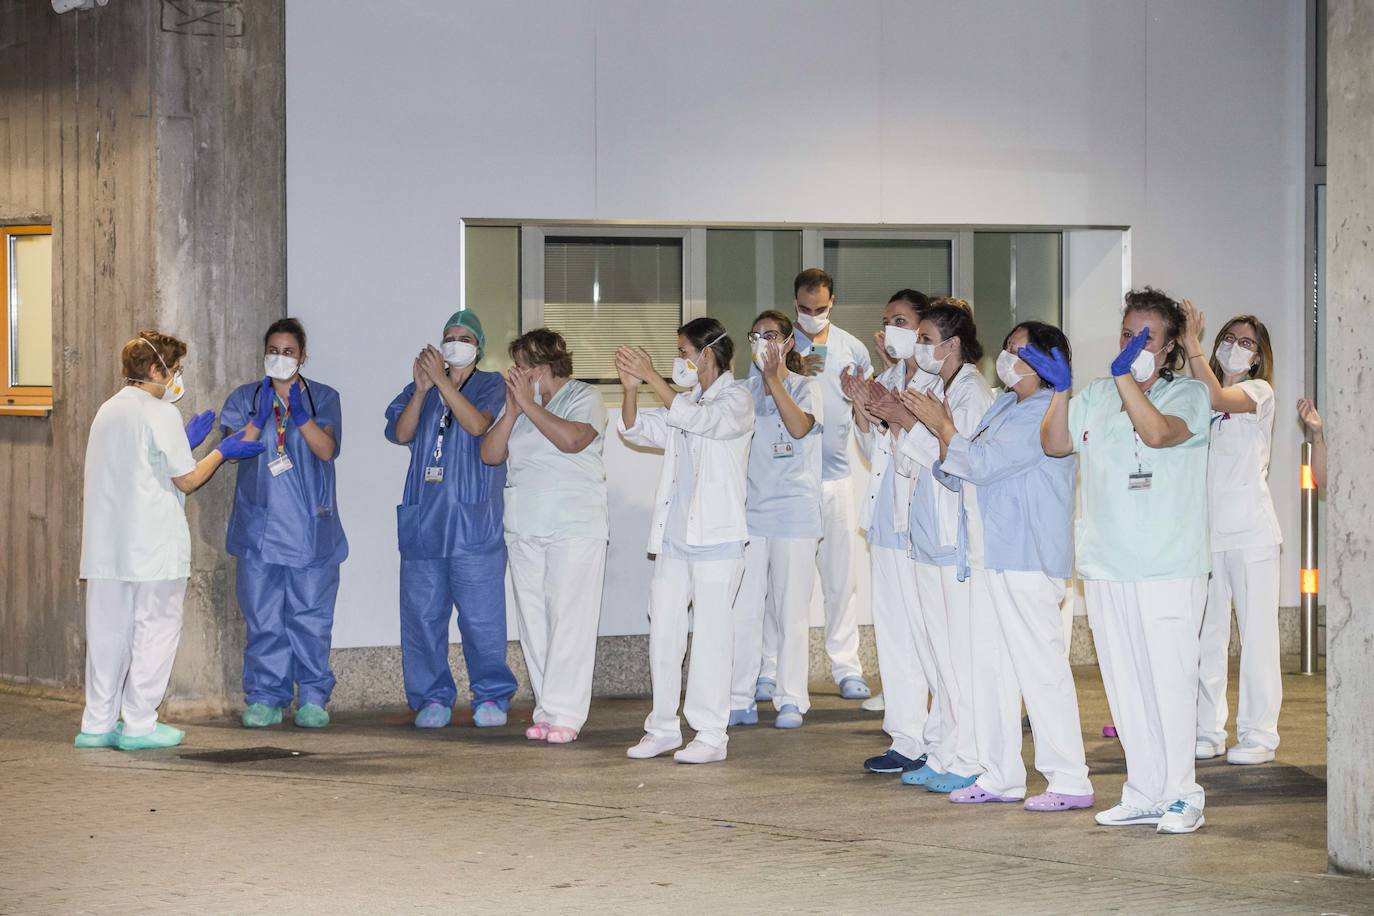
[1110,328,1151,378]
[217,429,268,461]
[184,409,216,449]
[1018,343,1072,393]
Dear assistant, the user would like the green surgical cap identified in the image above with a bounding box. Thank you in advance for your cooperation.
[443,309,485,355]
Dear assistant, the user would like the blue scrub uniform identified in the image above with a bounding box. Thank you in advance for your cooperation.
[384,373,518,711]
[222,378,348,710]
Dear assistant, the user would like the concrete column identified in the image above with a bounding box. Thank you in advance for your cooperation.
[1324,0,1374,878]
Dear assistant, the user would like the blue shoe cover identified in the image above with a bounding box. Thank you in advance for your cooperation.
[241,703,283,728]
[116,722,185,751]
[415,703,452,728]
[473,701,507,728]
[74,724,121,749]
[753,678,776,702]
[902,763,942,786]
[926,771,979,793]
[774,704,803,729]
[729,705,759,727]
[839,676,871,700]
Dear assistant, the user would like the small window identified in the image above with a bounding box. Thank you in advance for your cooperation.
[822,237,953,364]
[2,224,53,410]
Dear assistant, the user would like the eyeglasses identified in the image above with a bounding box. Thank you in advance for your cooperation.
[748,331,784,343]
[1221,333,1258,351]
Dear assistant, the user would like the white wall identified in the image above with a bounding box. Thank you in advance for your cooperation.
[286,0,1307,648]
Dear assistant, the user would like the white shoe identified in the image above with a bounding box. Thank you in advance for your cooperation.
[626,733,682,759]
[1094,802,1165,827]
[1157,800,1206,834]
[1194,739,1224,760]
[861,693,886,712]
[673,738,727,765]
[1226,742,1276,765]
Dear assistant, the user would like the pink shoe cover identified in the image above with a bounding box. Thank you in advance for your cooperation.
[949,784,1020,804]
[525,721,552,740]
[1102,725,1118,738]
[545,726,578,744]
[1024,791,1095,811]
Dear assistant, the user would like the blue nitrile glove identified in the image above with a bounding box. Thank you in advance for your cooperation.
[251,377,275,428]
[1110,328,1150,378]
[288,381,309,423]
[1018,344,1072,393]
[184,409,216,449]
[217,429,268,461]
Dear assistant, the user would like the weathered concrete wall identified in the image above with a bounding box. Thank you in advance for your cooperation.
[0,0,284,715]
[1324,0,1374,879]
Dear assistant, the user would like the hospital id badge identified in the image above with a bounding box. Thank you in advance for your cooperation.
[1128,471,1153,491]
[424,465,444,483]
[268,454,294,477]
[772,441,795,459]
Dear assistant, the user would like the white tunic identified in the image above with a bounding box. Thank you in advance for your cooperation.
[1207,378,1282,553]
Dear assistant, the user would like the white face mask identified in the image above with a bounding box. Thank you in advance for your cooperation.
[132,336,185,403]
[1215,341,1256,377]
[883,324,917,360]
[1129,345,1158,383]
[264,353,299,381]
[996,350,1028,389]
[912,340,947,375]
[751,338,771,369]
[441,340,478,369]
[795,310,830,336]
[673,331,726,388]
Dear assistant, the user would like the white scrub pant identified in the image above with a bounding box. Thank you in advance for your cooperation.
[1086,576,1207,811]
[760,478,863,685]
[913,562,981,778]
[508,535,607,732]
[646,555,744,749]
[869,545,940,760]
[971,570,1092,798]
[81,578,187,738]
[731,536,817,713]
[1197,545,1282,751]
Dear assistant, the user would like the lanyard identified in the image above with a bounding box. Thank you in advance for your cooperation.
[432,407,452,464]
[272,398,289,456]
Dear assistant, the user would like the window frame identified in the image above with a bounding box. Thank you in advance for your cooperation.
[1,223,54,414]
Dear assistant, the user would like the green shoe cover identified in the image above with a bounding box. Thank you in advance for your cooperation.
[74,729,119,748]
[294,703,330,728]
[241,703,284,728]
[116,722,185,751]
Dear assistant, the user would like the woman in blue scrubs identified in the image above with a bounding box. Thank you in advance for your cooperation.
[222,318,347,729]
[385,309,518,729]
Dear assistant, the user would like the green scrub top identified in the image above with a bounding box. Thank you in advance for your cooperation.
[1069,375,1211,582]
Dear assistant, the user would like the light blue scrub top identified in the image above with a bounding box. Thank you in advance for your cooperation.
[384,371,507,560]
[934,389,1074,580]
[661,389,744,561]
[791,324,872,482]
[742,373,823,539]
[221,378,348,568]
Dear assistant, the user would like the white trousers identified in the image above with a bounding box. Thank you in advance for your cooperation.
[508,535,607,731]
[870,546,940,760]
[760,478,863,684]
[913,562,981,778]
[971,570,1092,798]
[81,578,188,738]
[646,555,744,749]
[731,536,818,712]
[1197,545,1282,751]
[1086,576,1207,810]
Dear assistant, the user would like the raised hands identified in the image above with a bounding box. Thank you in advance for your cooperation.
[902,388,955,442]
[507,365,538,413]
[184,409,216,449]
[1110,328,1150,378]
[615,345,655,389]
[1019,343,1072,393]
[1182,298,1206,347]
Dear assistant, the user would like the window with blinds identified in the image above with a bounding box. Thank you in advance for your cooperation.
[823,238,952,363]
[543,237,683,383]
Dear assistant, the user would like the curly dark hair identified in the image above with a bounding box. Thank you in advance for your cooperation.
[1122,287,1187,380]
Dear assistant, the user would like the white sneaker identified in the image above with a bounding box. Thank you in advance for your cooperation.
[1094,802,1165,827]
[1157,800,1206,834]
[673,738,727,765]
[1226,742,1276,765]
[1195,739,1224,760]
[626,733,682,759]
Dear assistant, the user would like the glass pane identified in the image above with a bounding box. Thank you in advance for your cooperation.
[464,226,520,373]
[1316,0,1326,168]
[706,229,801,372]
[10,233,53,388]
[544,237,682,383]
[972,232,1062,387]
[823,238,952,364]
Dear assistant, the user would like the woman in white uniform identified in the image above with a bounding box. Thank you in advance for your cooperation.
[76,331,265,750]
[616,318,754,764]
[894,300,994,794]
[1182,302,1283,765]
[908,321,1093,811]
[481,329,608,745]
[1027,287,1212,834]
[838,292,943,776]
[729,311,823,729]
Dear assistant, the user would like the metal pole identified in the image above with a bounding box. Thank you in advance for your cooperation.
[1300,439,1320,674]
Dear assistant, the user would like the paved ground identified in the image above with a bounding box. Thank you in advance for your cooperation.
[2,661,1370,915]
